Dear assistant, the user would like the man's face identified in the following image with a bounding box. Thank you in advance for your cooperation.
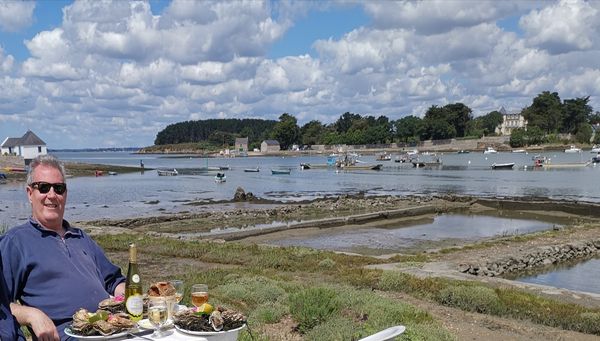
[27,164,67,230]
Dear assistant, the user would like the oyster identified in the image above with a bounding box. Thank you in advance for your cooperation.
[98,297,125,313]
[209,310,224,331]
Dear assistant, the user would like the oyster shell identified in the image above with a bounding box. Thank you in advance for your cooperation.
[147,281,176,297]
[209,310,224,331]
[98,297,125,313]
[70,308,134,337]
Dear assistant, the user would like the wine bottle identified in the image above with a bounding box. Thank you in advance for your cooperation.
[125,243,143,321]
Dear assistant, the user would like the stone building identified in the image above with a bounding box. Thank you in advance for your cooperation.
[495,106,527,135]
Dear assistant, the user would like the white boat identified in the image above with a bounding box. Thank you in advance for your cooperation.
[157,168,178,176]
[483,147,497,154]
[591,145,600,153]
[512,149,526,153]
[564,145,582,153]
[215,172,226,182]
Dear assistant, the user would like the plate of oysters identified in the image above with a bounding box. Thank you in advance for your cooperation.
[65,308,136,340]
[173,306,247,340]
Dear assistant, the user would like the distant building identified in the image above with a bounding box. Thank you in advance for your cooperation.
[235,137,249,152]
[1,130,47,163]
[495,106,527,135]
[260,140,280,153]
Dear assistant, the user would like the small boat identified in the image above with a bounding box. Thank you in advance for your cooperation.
[491,162,515,170]
[215,172,226,182]
[591,145,600,153]
[376,153,392,161]
[244,167,260,172]
[339,164,383,171]
[0,173,6,184]
[457,150,470,154]
[271,168,291,175]
[300,163,311,170]
[483,147,497,154]
[512,149,526,153]
[108,171,118,175]
[157,168,178,176]
[564,145,582,153]
[592,154,600,163]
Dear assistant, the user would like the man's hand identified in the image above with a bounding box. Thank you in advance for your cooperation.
[10,303,59,341]
[114,282,126,297]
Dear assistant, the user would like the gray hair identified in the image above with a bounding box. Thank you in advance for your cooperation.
[26,155,66,185]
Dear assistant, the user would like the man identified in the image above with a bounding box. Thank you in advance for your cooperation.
[0,155,126,340]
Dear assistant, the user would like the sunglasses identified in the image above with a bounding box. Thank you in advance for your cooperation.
[29,182,67,195]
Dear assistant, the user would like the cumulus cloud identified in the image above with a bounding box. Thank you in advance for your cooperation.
[2,0,600,148]
[520,0,599,54]
[0,1,35,32]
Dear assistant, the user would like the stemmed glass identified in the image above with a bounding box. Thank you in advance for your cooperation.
[190,284,209,307]
[147,297,168,337]
[171,280,184,304]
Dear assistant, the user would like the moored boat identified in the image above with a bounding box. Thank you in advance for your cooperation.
[157,168,178,176]
[564,145,582,153]
[483,147,497,154]
[244,167,260,172]
[215,172,226,182]
[491,162,515,170]
[591,145,600,153]
[271,168,291,175]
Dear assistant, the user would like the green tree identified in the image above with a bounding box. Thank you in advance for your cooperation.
[525,126,546,145]
[575,123,592,144]
[300,120,325,145]
[444,103,473,137]
[481,111,503,135]
[510,128,526,147]
[395,116,424,142]
[562,96,592,134]
[521,91,562,134]
[271,113,300,150]
[334,112,362,134]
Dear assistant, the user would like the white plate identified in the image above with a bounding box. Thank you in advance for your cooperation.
[64,327,130,340]
[137,318,174,330]
[174,324,245,336]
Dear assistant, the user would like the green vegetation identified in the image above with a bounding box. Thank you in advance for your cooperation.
[93,234,600,339]
[149,91,600,151]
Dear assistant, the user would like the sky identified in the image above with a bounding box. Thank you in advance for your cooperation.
[1,0,600,149]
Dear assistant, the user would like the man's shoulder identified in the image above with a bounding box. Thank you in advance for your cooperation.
[1,222,33,240]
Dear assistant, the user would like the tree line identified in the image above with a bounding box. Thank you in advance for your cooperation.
[154,91,599,150]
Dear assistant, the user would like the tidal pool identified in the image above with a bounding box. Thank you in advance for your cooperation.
[510,257,600,295]
[262,213,560,255]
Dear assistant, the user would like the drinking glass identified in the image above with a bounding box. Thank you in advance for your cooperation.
[171,280,184,304]
[147,297,168,337]
[190,284,209,307]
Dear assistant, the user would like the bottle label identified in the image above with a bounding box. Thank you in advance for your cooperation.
[126,295,144,317]
[132,274,140,283]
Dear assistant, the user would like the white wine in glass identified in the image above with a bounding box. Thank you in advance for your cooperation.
[148,298,168,337]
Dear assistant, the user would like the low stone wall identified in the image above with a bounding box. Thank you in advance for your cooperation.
[460,239,600,277]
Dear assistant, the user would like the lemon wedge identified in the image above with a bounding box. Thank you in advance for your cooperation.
[197,303,214,314]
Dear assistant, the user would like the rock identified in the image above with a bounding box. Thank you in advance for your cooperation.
[234,187,247,201]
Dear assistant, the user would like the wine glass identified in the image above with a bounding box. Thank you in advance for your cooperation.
[147,297,168,337]
[190,284,209,307]
[171,280,184,304]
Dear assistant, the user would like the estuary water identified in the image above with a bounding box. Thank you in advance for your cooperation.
[1,150,600,227]
[1,150,600,293]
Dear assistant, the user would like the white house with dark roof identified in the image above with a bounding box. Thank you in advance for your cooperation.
[495,106,527,136]
[1,130,47,160]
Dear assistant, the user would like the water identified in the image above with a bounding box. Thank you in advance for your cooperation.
[512,257,600,294]
[257,214,557,255]
[2,150,599,227]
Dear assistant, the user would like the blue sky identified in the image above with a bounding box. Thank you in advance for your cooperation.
[1,0,599,149]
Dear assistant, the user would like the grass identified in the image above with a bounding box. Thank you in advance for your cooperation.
[92,233,600,339]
